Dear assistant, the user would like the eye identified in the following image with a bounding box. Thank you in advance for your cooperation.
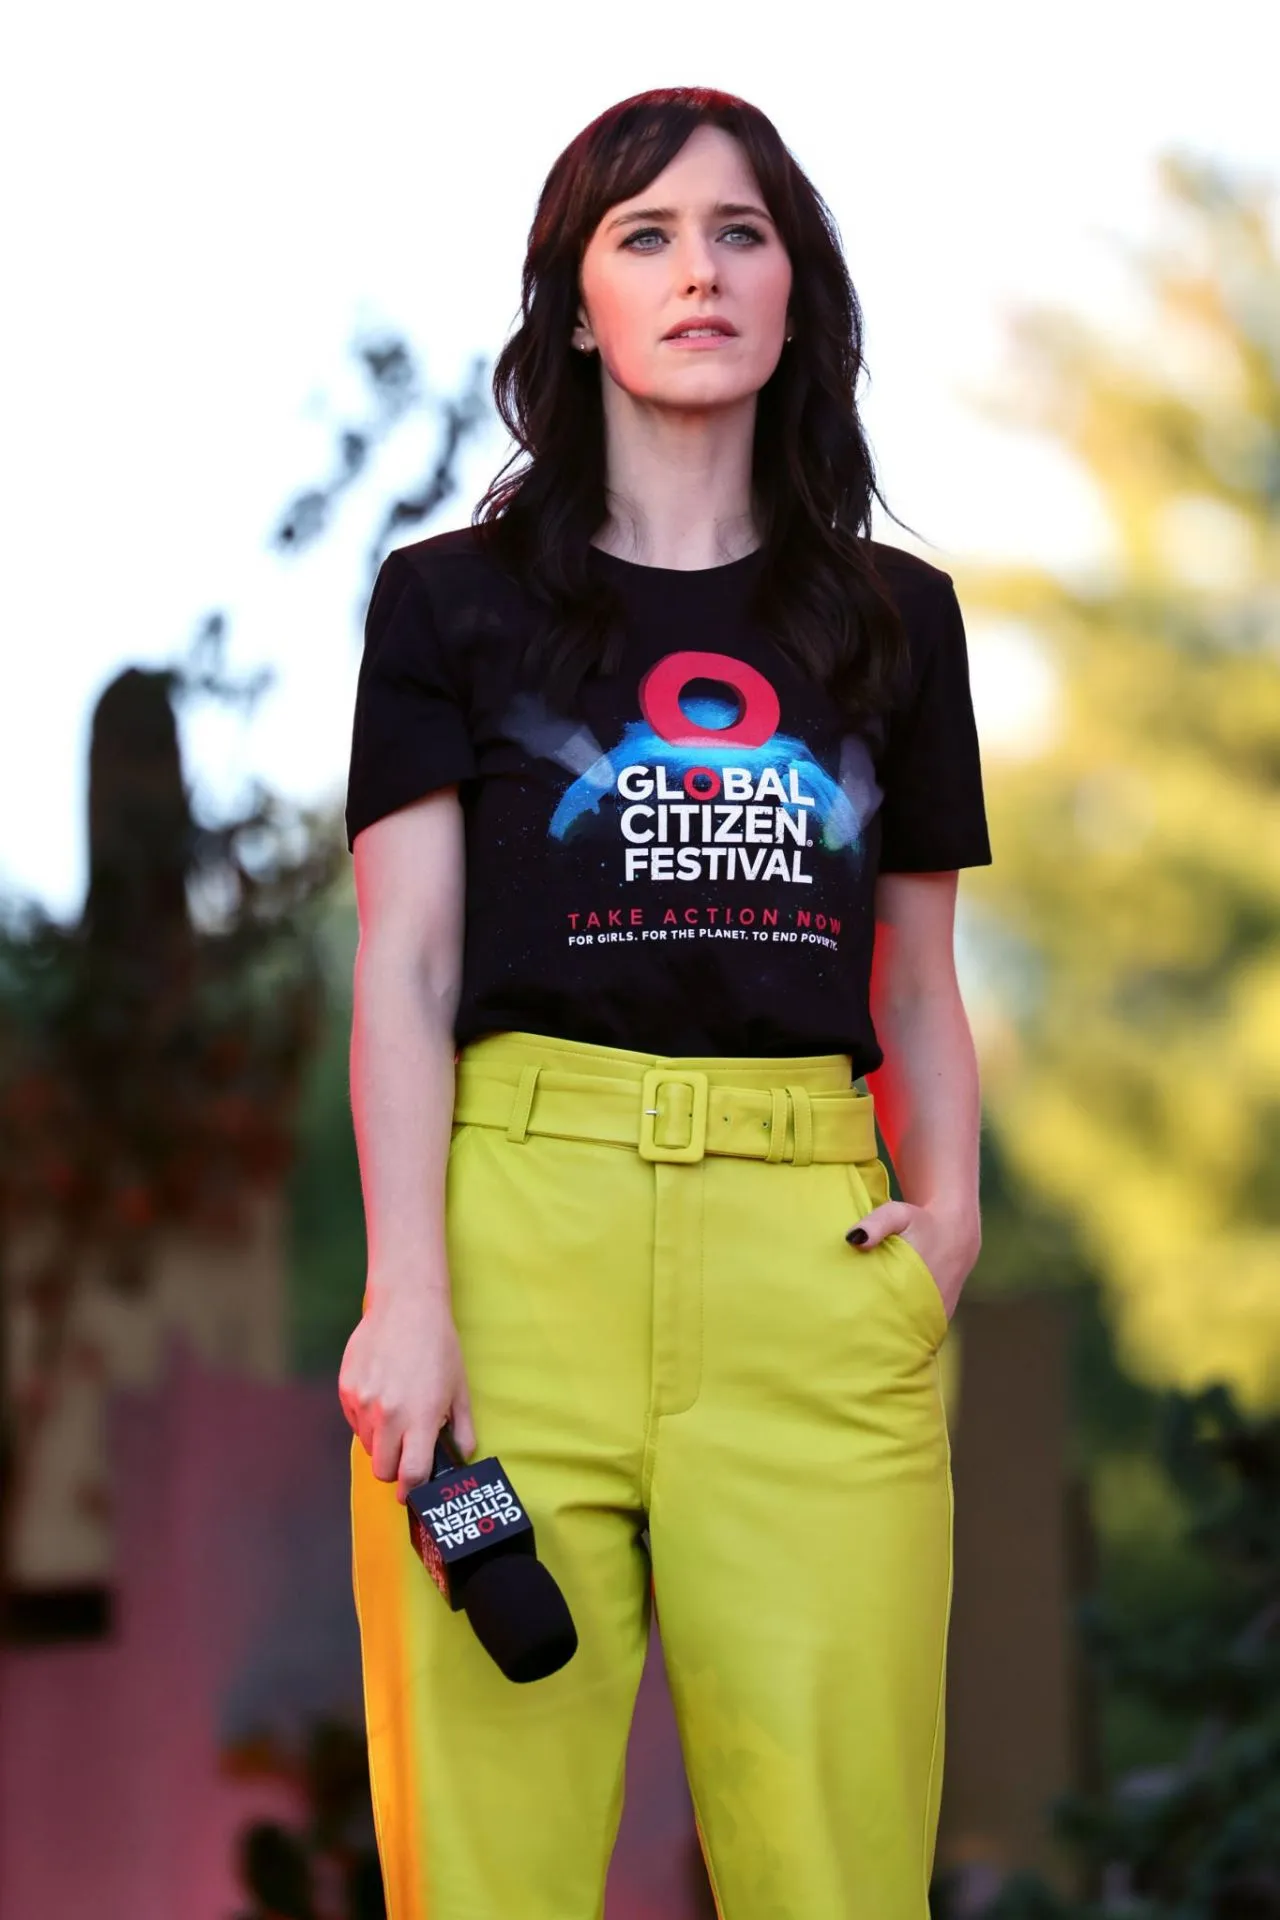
[619,222,768,252]
[620,226,666,251]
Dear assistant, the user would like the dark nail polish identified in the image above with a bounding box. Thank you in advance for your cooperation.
[846,1227,868,1245]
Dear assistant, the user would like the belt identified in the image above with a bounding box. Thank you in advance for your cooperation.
[451,1065,878,1167]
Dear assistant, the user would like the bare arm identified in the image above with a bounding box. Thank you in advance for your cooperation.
[857,869,983,1313]
[349,787,466,1301]
[338,787,478,1493]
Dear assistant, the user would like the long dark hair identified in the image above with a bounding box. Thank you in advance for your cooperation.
[474,86,925,728]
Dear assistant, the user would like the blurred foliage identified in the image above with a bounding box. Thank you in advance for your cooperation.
[954,155,1280,1408]
[1066,1277,1272,1788]
[0,338,490,1605]
[286,868,367,1376]
[0,647,341,1605]
[270,335,490,609]
[952,1383,1280,1919]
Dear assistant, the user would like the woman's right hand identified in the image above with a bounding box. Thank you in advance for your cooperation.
[339,1284,478,1504]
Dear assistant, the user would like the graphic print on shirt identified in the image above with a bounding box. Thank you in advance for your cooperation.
[502,650,883,954]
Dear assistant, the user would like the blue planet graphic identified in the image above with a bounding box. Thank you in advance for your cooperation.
[548,698,865,854]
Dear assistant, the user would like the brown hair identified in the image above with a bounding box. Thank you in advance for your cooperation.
[475,85,924,726]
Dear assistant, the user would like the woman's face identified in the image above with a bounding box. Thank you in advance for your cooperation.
[574,124,793,414]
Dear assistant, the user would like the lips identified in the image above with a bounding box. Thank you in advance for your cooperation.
[662,316,738,340]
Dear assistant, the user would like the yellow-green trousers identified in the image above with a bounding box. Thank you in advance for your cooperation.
[350,1030,953,1918]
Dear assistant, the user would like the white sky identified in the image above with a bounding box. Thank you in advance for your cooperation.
[2,0,1275,920]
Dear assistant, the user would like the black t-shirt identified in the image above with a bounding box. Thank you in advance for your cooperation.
[344,527,991,1078]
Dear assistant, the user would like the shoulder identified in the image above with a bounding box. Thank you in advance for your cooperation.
[381,524,535,637]
[861,541,971,723]
[388,524,514,595]
[392,523,489,573]
[864,538,965,676]
[864,537,956,612]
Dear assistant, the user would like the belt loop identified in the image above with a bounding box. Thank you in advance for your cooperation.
[765,1085,788,1164]
[787,1084,813,1166]
[505,1064,541,1143]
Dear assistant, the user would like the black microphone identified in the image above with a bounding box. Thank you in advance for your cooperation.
[405,1423,578,1683]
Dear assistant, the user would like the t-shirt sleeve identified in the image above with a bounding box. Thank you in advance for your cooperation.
[344,548,478,851]
[877,573,993,874]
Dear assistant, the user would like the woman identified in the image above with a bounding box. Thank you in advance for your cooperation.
[339,85,990,1920]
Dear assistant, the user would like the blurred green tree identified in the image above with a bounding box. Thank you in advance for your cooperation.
[0,335,489,1627]
[954,155,1280,1409]
[0,650,337,1629]
[967,1383,1280,1918]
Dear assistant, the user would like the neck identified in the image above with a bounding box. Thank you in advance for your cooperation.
[591,378,759,570]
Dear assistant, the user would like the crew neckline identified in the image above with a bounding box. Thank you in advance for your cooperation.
[587,542,764,583]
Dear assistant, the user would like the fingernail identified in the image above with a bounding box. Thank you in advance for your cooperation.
[846,1227,868,1245]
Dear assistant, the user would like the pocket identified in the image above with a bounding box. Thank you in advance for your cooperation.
[846,1157,949,1350]
[888,1230,950,1348]
[851,1154,892,1213]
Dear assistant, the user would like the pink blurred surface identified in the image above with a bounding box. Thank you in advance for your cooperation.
[0,1341,703,1919]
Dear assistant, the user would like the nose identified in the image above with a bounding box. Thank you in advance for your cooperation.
[671,226,720,295]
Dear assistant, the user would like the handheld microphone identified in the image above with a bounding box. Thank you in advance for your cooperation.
[405,1424,578,1683]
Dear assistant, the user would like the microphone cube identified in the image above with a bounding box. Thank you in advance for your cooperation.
[405,1454,535,1609]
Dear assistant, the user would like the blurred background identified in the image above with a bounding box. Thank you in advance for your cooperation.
[2,3,1278,1915]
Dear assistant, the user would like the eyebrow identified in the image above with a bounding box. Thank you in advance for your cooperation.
[605,200,774,232]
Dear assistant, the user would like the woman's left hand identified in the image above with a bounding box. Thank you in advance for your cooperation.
[846,1200,980,1323]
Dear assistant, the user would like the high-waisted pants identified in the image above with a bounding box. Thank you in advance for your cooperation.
[349,1030,954,1919]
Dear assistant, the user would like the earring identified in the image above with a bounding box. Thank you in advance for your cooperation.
[785,331,794,343]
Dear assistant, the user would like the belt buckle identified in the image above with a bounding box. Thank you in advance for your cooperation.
[638,1069,709,1163]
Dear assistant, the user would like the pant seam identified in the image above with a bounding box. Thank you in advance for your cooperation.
[685,1778,728,1920]
[687,1161,706,1414]
[640,1162,705,1510]
[350,1441,401,1919]
[920,1359,954,1899]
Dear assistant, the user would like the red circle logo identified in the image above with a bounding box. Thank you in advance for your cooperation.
[638,651,780,749]
[683,766,721,799]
